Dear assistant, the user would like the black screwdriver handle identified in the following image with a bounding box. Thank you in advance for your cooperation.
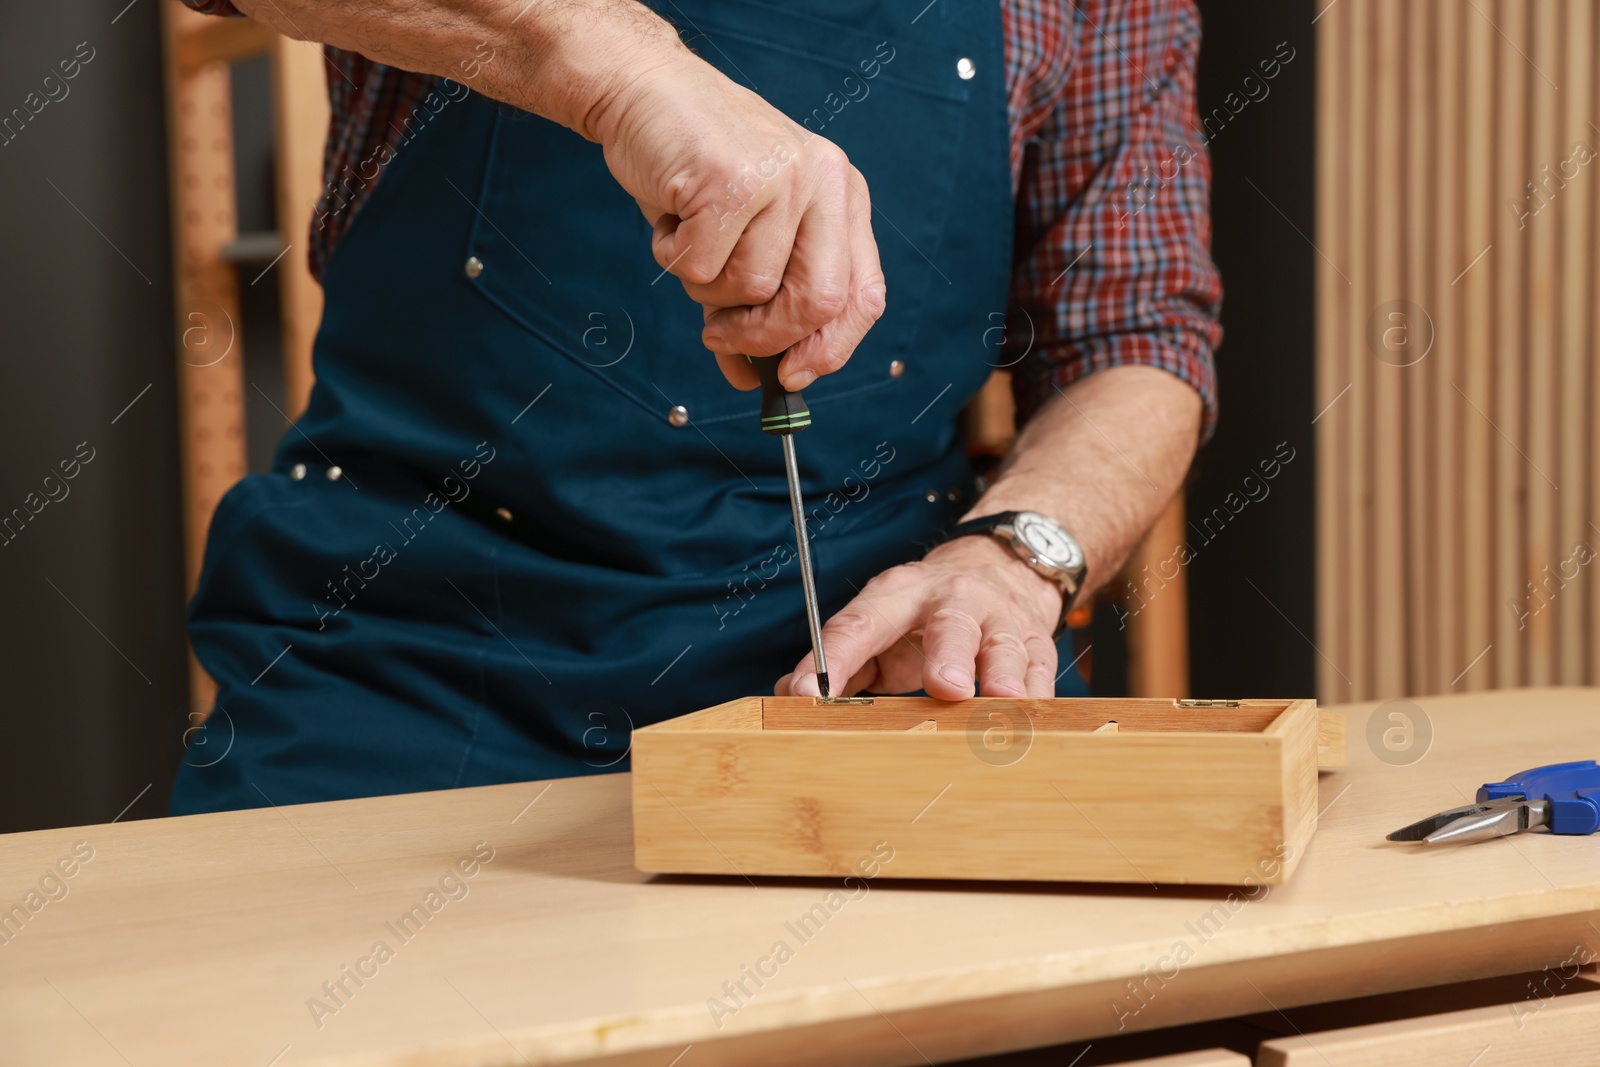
[747,355,812,436]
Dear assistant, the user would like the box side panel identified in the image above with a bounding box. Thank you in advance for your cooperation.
[1273,701,1322,884]
[632,730,757,876]
[634,729,1289,885]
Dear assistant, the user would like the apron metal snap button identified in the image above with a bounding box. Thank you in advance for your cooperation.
[957,57,975,80]
[668,405,690,427]
[464,256,484,279]
[889,359,906,378]
[495,506,513,522]
[924,489,940,503]
[326,465,343,482]
[289,463,306,481]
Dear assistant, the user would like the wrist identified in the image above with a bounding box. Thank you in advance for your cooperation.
[516,0,690,142]
[958,490,1098,598]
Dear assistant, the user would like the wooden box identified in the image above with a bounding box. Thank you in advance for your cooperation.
[632,697,1332,887]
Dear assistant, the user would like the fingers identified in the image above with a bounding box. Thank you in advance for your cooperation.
[679,207,799,312]
[653,198,744,291]
[701,171,853,371]
[602,56,882,387]
[702,167,884,390]
[775,553,1063,702]
[646,142,880,391]
[698,305,763,390]
[1022,634,1059,699]
[925,598,1063,699]
[790,573,925,698]
[971,618,1035,700]
[918,596,985,701]
[713,351,760,390]
[779,171,885,386]
[781,657,880,698]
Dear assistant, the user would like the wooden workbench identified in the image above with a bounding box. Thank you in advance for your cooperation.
[2,688,1598,1066]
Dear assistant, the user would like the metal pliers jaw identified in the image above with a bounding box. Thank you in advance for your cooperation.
[1386,796,1550,845]
[1388,760,1600,845]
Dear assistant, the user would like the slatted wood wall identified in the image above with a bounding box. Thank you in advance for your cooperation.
[1316,0,1599,701]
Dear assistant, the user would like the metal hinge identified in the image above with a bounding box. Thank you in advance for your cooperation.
[1177,698,1241,708]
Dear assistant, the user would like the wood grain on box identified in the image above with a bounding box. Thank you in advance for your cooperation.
[632,697,1324,885]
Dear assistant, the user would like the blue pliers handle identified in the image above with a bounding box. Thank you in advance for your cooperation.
[1387,760,1600,845]
[1479,760,1600,834]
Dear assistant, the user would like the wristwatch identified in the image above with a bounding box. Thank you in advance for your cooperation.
[945,510,1088,640]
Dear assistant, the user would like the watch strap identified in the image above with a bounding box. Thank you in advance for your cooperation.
[946,510,1020,541]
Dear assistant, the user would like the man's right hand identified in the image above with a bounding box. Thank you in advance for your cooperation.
[586,33,886,393]
[233,0,883,393]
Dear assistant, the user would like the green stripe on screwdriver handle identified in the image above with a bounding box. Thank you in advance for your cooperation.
[746,354,812,435]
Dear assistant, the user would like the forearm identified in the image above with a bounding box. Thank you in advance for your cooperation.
[965,365,1201,600]
[229,0,685,141]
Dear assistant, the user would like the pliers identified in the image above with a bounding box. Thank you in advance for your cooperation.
[1387,760,1600,845]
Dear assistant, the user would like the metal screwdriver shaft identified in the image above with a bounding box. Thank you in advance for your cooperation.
[749,354,830,698]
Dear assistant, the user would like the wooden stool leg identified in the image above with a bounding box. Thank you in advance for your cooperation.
[162,1,262,718]
[1123,495,1190,698]
[270,36,328,421]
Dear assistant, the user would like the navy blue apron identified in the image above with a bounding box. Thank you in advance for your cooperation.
[170,0,1085,814]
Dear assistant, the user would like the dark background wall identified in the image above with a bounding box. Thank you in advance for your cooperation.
[0,2,188,832]
[1187,0,1317,698]
[0,0,1316,833]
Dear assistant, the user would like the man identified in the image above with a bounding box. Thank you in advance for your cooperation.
[171,0,1219,813]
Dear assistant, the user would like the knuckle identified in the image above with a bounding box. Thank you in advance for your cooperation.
[851,166,871,201]
[981,629,1028,659]
[1024,633,1058,658]
[664,172,694,205]
[797,282,850,324]
[857,277,887,322]
[814,143,851,179]
[946,573,989,601]
[676,258,720,286]
[724,266,782,304]
[813,342,852,375]
[868,565,918,594]
[828,609,876,645]
[926,605,982,641]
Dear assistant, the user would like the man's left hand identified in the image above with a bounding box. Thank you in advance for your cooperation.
[775,534,1064,700]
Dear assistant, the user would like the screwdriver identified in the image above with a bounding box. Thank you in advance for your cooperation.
[748,354,830,699]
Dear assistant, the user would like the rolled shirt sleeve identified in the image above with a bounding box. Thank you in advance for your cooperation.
[1006,0,1223,440]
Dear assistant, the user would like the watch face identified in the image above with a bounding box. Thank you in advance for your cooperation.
[1014,511,1083,571]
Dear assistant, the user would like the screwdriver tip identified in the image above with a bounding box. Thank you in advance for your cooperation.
[817,671,830,699]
